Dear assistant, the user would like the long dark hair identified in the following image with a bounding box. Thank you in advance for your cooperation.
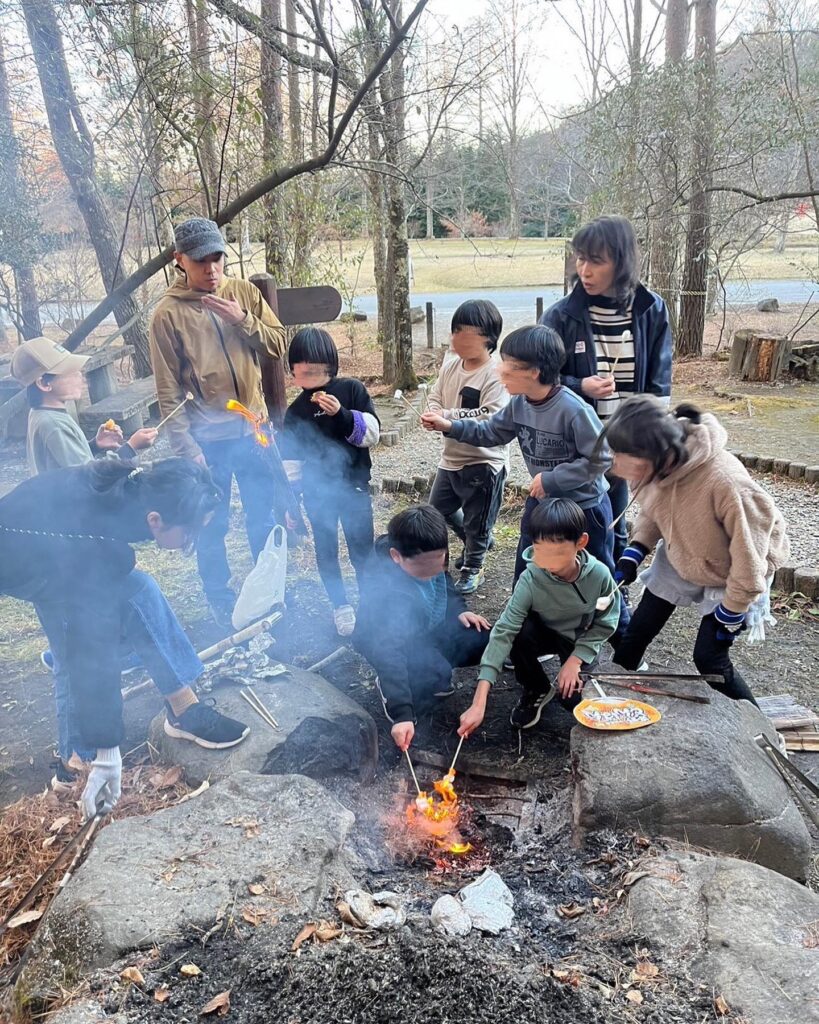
[89,458,221,532]
[572,215,640,312]
[595,396,702,481]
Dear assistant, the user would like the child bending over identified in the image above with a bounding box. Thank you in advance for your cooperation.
[353,505,491,751]
[459,498,620,735]
[606,397,789,704]
[282,327,380,637]
[427,300,510,595]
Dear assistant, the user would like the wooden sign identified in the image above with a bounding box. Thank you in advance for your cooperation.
[272,285,342,326]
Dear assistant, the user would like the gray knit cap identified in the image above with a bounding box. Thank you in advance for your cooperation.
[173,217,226,261]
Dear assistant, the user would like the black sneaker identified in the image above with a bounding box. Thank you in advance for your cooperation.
[49,757,79,793]
[208,596,236,632]
[164,701,249,749]
[433,682,455,698]
[510,691,553,730]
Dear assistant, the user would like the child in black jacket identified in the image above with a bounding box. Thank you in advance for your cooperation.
[282,328,380,637]
[352,505,490,751]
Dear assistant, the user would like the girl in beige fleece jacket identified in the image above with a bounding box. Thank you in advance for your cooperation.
[601,396,789,704]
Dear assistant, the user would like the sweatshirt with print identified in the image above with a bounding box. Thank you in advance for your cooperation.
[479,547,619,684]
[446,385,610,509]
[427,357,509,471]
[631,414,790,611]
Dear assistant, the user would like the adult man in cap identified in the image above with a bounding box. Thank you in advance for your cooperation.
[149,217,287,626]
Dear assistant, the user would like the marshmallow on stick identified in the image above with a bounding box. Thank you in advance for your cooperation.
[156,391,194,430]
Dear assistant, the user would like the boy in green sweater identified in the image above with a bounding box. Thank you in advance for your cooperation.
[458,497,621,734]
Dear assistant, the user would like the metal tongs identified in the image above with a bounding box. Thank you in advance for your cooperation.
[755,733,819,829]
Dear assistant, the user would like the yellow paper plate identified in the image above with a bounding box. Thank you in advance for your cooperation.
[573,697,662,731]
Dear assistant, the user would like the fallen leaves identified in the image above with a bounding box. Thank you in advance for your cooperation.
[149,765,185,790]
[241,905,276,927]
[180,963,202,977]
[225,817,260,839]
[557,902,585,919]
[154,986,170,1003]
[292,919,344,951]
[247,883,266,896]
[715,994,731,1016]
[626,989,644,1004]
[200,989,230,1016]
[120,966,145,985]
[49,815,72,833]
[336,900,364,929]
[5,908,43,929]
[551,966,583,987]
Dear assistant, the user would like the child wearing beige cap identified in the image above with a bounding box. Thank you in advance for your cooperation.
[11,336,156,474]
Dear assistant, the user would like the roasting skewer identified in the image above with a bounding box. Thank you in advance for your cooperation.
[239,687,279,730]
[155,392,194,431]
[447,735,465,777]
[585,671,723,684]
[404,749,422,796]
[393,389,424,420]
[582,677,711,704]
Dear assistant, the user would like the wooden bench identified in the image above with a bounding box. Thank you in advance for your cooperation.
[78,376,159,437]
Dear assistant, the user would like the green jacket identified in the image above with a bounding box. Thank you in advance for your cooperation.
[480,547,620,683]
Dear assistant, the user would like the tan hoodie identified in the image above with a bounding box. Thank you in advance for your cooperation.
[632,414,790,612]
[149,275,286,458]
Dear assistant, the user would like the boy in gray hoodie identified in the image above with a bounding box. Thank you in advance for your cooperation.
[458,498,620,732]
[422,324,615,579]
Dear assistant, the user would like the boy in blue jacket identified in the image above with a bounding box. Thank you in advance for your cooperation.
[352,505,490,751]
[422,324,616,580]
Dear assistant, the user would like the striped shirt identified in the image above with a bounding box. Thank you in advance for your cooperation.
[587,296,635,421]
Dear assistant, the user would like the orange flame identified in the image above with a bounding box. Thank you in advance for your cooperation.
[225,399,270,447]
[405,771,472,855]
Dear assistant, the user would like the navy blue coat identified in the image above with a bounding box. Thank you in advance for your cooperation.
[539,282,672,408]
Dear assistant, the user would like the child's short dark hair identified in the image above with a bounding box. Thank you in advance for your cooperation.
[530,498,587,544]
[451,300,502,353]
[500,325,565,385]
[288,327,339,377]
[387,504,449,557]
[600,395,702,480]
[572,215,640,312]
[26,375,57,409]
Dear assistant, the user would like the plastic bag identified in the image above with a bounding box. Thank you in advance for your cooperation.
[232,524,287,630]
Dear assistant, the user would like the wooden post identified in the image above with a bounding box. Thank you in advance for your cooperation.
[535,296,544,321]
[728,330,792,383]
[563,241,574,295]
[249,273,287,429]
[425,301,434,349]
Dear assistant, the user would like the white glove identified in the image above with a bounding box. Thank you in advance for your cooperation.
[81,747,122,819]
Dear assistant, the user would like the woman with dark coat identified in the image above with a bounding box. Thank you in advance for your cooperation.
[0,458,248,817]
[539,215,673,562]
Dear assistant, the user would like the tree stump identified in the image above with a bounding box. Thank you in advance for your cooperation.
[729,330,792,382]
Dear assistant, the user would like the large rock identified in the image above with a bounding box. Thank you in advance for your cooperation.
[571,691,811,879]
[629,851,819,1024]
[149,665,378,785]
[15,774,357,1015]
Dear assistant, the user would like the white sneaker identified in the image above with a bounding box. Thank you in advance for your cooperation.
[333,604,356,637]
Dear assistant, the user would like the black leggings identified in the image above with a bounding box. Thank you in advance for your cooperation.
[304,485,374,607]
[613,588,757,705]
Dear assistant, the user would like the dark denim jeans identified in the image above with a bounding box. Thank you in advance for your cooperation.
[36,570,204,761]
[197,435,278,604]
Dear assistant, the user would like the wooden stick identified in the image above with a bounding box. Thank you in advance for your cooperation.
[393,390,424,420]
[404,749,422,795]
[592,679,711,704]
[447,735,465,776]
[584,671,723,684]
[156,392,194,430]
[306,647,349,673]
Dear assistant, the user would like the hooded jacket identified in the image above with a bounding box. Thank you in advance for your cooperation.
[632,414,790,611]
[149,275,286,459]
[539,282,672,407]
[0,465,154,750]
[352,536,466,723]
[479,547,620,684]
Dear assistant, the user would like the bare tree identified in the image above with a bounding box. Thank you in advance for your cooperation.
[260,0,287,278]
[0,25,42,339]
[21,0,151,374]
[677,0,717,357]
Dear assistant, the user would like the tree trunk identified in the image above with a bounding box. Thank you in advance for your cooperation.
[380,0,415,388]
[22,0,151,375]
[366,123,389,348]
[0,26,42,338]
[185,0,219,213]
[649,0,688,336]
[260,0,287,279]
[285,0,302,158]
[622,0,642,220]
[677,0,716,358]
[425,163,434,239]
